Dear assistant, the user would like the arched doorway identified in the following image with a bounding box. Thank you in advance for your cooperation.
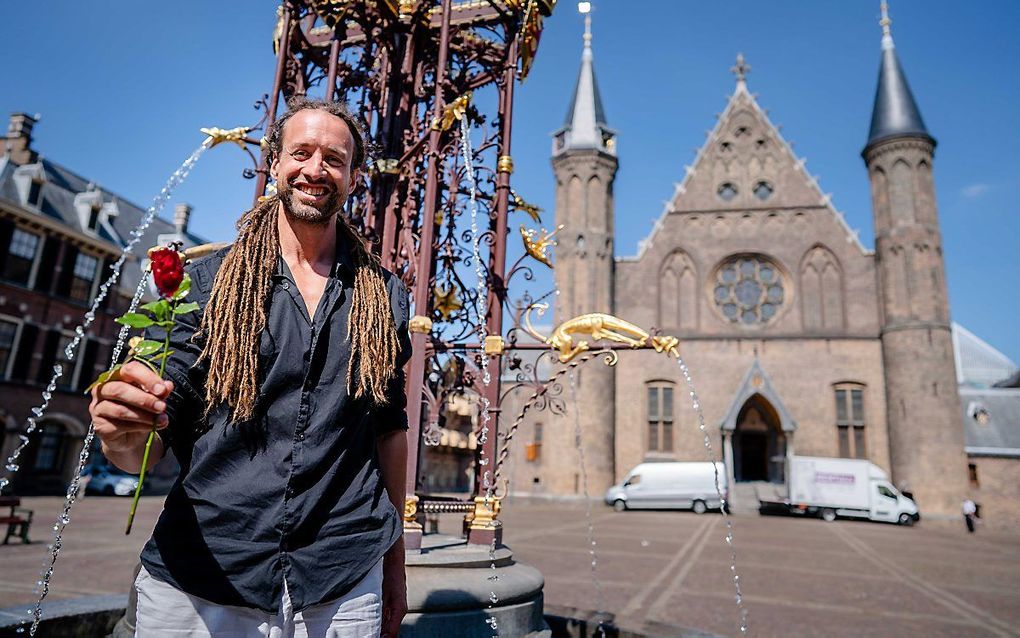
[12,415,86,495]
[733,395,786,483]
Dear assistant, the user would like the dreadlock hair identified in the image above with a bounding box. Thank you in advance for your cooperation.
[197,97,400,424]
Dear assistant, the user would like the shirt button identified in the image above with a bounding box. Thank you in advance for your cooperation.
[282,281,290,290]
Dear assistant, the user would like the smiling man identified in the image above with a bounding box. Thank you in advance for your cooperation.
[89,98,412,638]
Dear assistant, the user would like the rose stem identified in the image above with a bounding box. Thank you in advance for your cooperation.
[126,299,175,535]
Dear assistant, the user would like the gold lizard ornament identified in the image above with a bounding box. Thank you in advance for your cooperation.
[523,303,682,363]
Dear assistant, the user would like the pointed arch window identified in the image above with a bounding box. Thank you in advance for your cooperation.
[659,251,697,330]
[800,246,844,331]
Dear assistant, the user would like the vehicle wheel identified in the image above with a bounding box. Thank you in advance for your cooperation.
[102,485,115,496]
[613,499,627,512]
[821,508,837,522]
[692,500,707,515]
[898,513,914,527]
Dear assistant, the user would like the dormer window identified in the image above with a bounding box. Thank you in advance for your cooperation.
[87,205,101,232]
[12,162,46,209]
[27,180,43,207]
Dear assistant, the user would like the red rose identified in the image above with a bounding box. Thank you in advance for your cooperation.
[149,247,185,298]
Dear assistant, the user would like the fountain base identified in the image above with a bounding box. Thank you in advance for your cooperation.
[404,533,549,637]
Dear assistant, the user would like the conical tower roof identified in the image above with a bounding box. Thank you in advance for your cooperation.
[865,2,934,150]
[552,5,615,156]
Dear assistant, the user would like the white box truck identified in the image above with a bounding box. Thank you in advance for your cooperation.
[775,456,919,525]
[604,462,727,514]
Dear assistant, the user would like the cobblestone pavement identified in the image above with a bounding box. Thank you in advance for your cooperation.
[2,497,1019,637]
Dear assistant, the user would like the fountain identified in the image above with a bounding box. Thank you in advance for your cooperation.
[1,2,750,636]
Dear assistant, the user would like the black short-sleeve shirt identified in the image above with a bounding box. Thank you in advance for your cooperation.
[139,231,412,613]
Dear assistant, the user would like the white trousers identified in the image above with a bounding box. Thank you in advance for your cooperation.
[133,561,383,638]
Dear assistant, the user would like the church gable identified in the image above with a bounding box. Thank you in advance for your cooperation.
[672,86,826,213]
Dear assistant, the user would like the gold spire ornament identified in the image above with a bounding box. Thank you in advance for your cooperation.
[520,224,562,268]
[433,285,463,320]
[200,126,251,149]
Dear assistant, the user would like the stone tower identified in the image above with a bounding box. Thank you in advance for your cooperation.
[546,6,618,494]
[863,4,967,517]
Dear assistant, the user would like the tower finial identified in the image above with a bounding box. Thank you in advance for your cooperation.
[880,1,894,50]
[731,53,750,89]
[578,1,592,48]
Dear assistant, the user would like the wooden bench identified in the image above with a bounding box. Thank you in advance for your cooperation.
[0,495,33,544]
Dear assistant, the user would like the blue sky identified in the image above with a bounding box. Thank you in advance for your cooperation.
[3,1,1018,363]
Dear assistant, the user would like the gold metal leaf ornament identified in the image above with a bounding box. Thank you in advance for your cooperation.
[520,224,562,268]
[433,285,463,320]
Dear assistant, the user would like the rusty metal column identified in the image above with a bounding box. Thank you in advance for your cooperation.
[466,38,518,546]
[402,0,454,551]
[252,3,293,204]
[325,35,341,101]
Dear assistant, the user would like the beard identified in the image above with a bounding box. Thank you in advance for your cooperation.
[278,180,345,224]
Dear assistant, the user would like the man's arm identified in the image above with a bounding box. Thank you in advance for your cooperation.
[377,429,408,638]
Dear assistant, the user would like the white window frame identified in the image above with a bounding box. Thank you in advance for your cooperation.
[0,314,24,381]
[5,227,44,288]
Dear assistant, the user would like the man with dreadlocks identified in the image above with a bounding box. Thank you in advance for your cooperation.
[89,98,412,637]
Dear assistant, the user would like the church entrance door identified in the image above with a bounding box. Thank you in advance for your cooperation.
[733,396,786,483]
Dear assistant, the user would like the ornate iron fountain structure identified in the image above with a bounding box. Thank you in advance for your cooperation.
[231,0,694,549]
[236,0,561,548]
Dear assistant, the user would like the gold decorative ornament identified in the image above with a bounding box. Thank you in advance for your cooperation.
[484,335,505,356]
[433,285,463,320]
[398,0,417,17]
[200,126,251,149]
[522,303,682,363]
[510,189,542,223]
[374,158,400,174]
[497,155,514,174]
[408,315,434,334]
[519,224,561,268]
[182,242,231,262]
[431,92,473,131]
[272,5,285,55]
[403,495,419,523]
[468,495,502,532]
[518,0,544,80]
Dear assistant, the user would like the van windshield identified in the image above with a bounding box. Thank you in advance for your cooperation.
[624,474,641,487]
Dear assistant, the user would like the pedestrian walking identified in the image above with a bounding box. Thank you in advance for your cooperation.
[962,498,978,533]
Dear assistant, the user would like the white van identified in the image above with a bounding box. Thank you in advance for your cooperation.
[605,462,727,513]
[775,456,920,525]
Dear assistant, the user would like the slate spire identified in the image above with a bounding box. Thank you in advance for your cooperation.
[865,1,934,150]
[553,2,615,156]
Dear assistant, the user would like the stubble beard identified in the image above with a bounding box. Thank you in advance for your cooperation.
[279,181,346,225]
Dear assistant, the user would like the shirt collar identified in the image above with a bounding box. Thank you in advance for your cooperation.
[273,219,357,282]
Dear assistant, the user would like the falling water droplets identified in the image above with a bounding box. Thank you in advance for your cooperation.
[5,463,19,473]
[566,372,608,638]
[489,592,499,604]
[676,358,749,635]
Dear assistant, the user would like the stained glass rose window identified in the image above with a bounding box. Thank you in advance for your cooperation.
[713,255,785,325]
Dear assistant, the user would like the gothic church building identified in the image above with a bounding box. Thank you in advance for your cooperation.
[503,12,1019,523]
